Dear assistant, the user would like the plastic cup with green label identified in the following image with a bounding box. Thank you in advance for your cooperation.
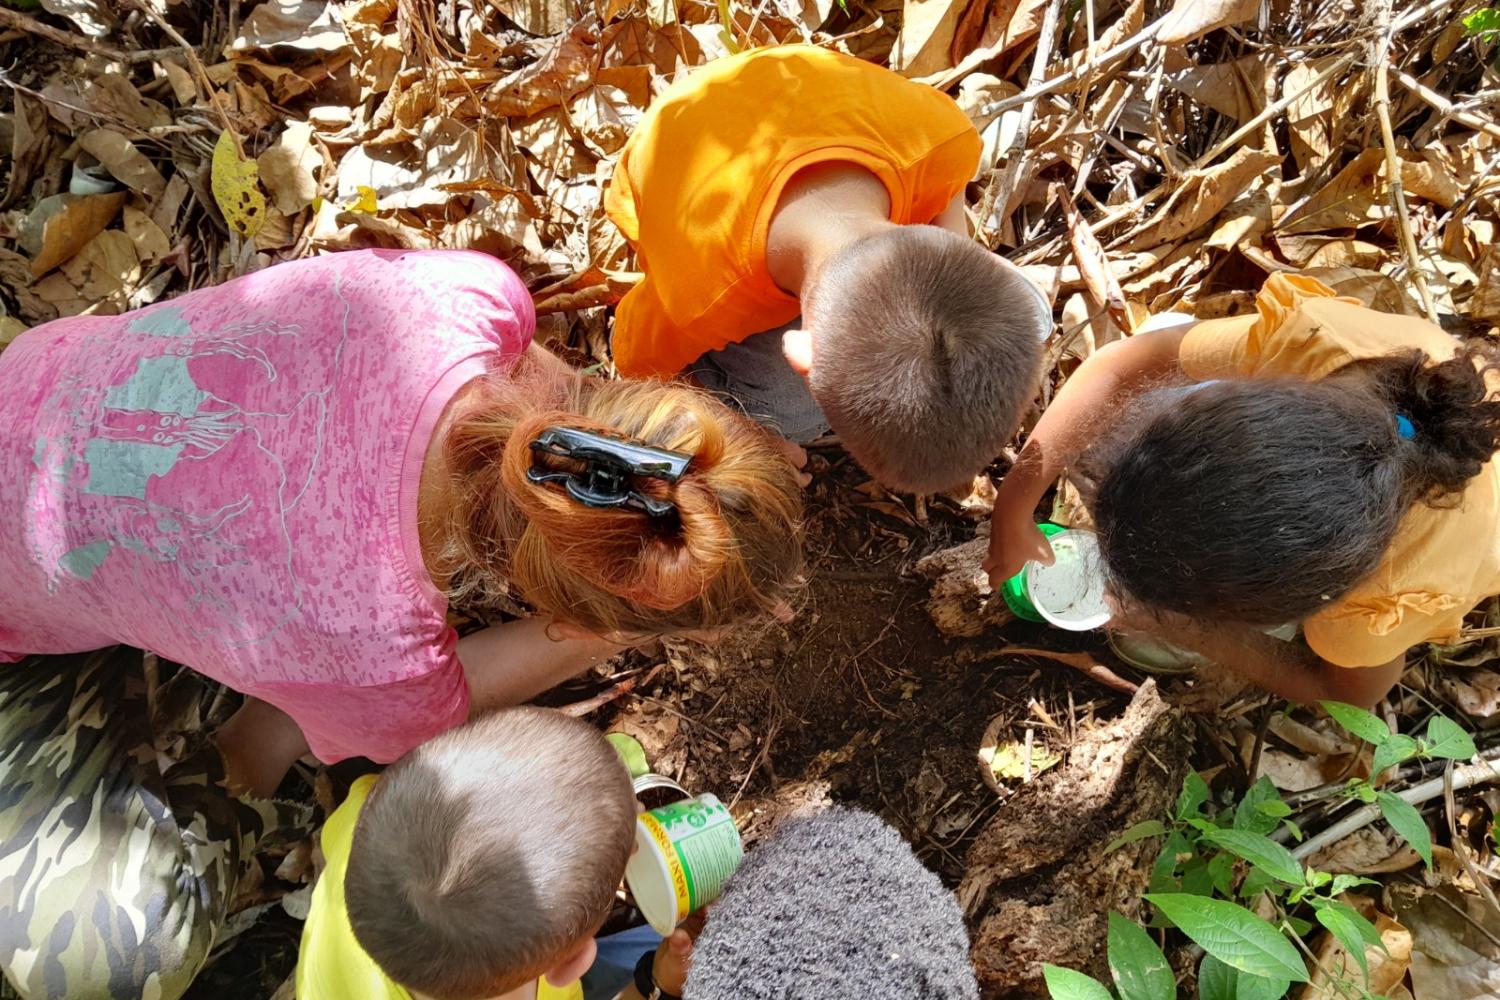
[999,524,1112,631]
[624,794,744,934]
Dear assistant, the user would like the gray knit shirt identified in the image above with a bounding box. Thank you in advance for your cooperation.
[683,808,979,1000]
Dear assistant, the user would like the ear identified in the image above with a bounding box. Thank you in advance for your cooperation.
[781,328,814,378]
[543,937,597,990]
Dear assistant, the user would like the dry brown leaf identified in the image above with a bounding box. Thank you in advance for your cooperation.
[77,130,167,201]
[229,0,349,54]
[1309,826,1422,874]
[122,207,172,264]
[38,0,112,38]
[485,21,600,118]
[149,174,191,237]
[1401,156,1464,209]
[1166,55,1268,123]
[81,74,171,130]
[1472,247,1500,325]
[59,229,139,301]
[892,0,968,78]
[0,316,26,351]
[1158,0,1259,45]
[951,0,1042,70]
[162,60,198,105]
[1303,266,1420,316]
[3,95,52,210]
[233,60,320,104]
[1279,148,1385,234]
[1122,146,1280,250]
[1395,885,1500,1000]
[20,192,127,276]
[1284,56,1343,173]
[258,122,321,215]
[491,0,575,37]
[1059,185,1133,336]
[601,19,702,76]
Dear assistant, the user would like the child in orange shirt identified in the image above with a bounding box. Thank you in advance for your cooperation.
[606,45,1051,493]
[986,274,1500,708]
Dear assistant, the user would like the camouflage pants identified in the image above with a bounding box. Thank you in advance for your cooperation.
[0,648,303,1000]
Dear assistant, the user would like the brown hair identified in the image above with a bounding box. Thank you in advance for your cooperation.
[435,356,804,637]
[1080,345,1500,626]
[802,226,1049,493]
[345,707,636,1000]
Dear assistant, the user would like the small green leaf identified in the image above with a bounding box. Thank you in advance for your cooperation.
[1328,873,1377,897]
[1177,772,1211,820]
[1313,902,1386,981]
[1464,8,1500,36]
[1106,913,1175,1000]
[1240,867,1280,903]
[1198,953,1292,1000]
[1106,820,1168,854]
[1150,831,1193,892]
[1201,829,1306,886]
[1144,893,1308,983]
[1350,780,1378,804]
[1372,734,1419,775]
[1425,714,1477,760]
[1181,856,1216,898]
[1233,778,1287,835]
[605,732,650,778]
[1376,791,1433,868]
[1209,851,1237,898]
[1042,964,1115,1000]
[1321,701,1391,745]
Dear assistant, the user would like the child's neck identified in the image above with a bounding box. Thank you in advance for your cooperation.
[765,163,897,296]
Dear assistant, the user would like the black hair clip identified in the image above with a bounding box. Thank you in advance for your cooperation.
[528,426,691,517]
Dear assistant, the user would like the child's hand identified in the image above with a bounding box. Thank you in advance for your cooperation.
[777,437,813,488]
[652,913,704,996]
[983,506,1055,591]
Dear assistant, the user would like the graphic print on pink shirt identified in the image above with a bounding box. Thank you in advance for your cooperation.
[32,294,348,643]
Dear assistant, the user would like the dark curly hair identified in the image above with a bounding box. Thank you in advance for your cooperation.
[1076,345,1500,626]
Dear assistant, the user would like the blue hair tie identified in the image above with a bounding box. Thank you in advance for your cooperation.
[1395,413,1416,440]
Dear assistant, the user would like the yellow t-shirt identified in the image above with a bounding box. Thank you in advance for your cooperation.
[605,43,982,377]
[1179,272,1500,667]
[296,775,582,1000]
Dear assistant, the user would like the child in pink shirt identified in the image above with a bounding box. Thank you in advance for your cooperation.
[0,249,803,1000]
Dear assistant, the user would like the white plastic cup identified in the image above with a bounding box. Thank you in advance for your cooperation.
[1023,529,1112,631]
[624,794,743,934]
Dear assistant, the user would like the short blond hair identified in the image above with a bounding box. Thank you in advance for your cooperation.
[346,708,636,1000]
[804,227,1049,493]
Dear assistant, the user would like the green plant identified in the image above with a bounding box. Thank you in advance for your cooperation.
[1464,7,1500,42]
[1322,701,1476,869]
[1043,706,1478,999]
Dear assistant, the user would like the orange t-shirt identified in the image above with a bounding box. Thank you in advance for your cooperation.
[604,44,982,377]
[1180,273,1500,668]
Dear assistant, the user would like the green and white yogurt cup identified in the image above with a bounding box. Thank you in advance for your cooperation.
[1002,527,1112,631]
[624,794,744,934]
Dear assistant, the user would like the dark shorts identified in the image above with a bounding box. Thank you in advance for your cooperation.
[686,321,831,445]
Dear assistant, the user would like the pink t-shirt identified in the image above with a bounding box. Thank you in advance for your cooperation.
[0,249,534,763]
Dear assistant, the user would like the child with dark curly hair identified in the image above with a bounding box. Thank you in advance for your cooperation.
[985,273,1500,708]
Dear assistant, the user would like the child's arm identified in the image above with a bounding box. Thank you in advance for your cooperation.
[457,617,628,718]
[1159,620,1405,709]
[215,697,310,799]
[985,327,1193,589]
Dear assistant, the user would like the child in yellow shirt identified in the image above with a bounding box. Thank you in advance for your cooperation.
[296,707,636,1000]
[986,274,1500,708]
[606,44,1050,493]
